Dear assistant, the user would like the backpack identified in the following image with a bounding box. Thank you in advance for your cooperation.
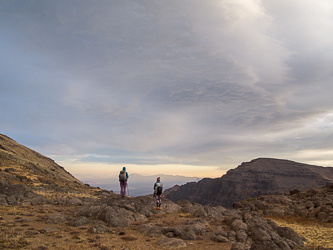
[155,182,163,195]
[119,170,127,182]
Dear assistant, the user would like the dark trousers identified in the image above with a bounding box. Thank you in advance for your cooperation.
[155,194,162,207]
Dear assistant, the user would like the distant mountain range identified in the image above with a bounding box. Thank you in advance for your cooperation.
[78,173,201,197]
[165,158,333,208]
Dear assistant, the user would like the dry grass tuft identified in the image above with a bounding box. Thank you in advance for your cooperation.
[0,228,30,249]
[33,189,97,200]
[179,213,194,218]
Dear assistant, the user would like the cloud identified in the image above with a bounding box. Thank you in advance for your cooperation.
[1,0,333,176]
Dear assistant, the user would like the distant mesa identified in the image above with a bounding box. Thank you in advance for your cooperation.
[165,158,333,208]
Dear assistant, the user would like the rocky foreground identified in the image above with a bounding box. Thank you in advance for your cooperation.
[233,183,333,224]
[2,178,331,250]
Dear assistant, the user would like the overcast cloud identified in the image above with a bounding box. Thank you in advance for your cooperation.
[1,0,333,177]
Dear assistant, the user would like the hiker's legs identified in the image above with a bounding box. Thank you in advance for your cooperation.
[120,182,125,197]
[155,194,161,208]
[123,182,127,196]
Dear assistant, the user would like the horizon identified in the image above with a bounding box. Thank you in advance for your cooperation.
[1,1,333,178]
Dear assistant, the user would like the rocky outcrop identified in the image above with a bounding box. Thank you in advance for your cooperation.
[235,183,333,224]
[165,158,333,208]
[131,197,305,249]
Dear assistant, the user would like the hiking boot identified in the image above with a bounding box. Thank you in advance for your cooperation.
[156,207,161,210]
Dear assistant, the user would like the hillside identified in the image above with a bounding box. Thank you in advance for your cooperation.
[0,133,88,194]
[165,158,333,208]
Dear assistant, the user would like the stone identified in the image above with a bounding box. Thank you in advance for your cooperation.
[156,238,186,249]
[250,241,286,250]
[254,200,266,210]
[233,202,242,209]
[40,227,59,234]
[228,230,237,241]
[6,195,17,205]
[224,212,242,226]
[70,216,90,227]
[215,226,228,237]
[181,230,196,240]
[231,219,248,233]
[31,196,46,206]
[165,232,174,238]
[88,224,109,234]
[67,197,83,206]
[46,213,66,224]
[162,227,183,237]
[231,242,249,250]
[263,207,286,217]
[249,225,271,242]
[276,226,304,246]
[211,235,229,243]
[317,212,328,221]
[323,216,332,223]
[139,224,163,236]
[184,221,207,235]
[0,197,8,206]
[204,206,223,222]
[236,230,248,243]
[192,208,207,218]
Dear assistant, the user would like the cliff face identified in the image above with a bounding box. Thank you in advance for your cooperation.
[165,158,333,208]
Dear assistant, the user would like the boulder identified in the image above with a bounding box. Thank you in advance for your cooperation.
[263,206,287,217]
[231,242,249,250]
[156,238,186,249]
[236,230,248,243]
[70,216,90,227]
[67,197,83,206]
[211,235,229,243]
[88,223,109,234]
[181,230,196,240]
[317,212,328,221]
[276,226,304,246]
[46,213,66,224]
[231,219,248,233]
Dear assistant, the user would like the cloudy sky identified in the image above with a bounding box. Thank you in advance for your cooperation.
[1,0,333,178]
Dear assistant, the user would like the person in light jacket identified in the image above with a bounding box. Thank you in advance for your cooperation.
[153,177,163,209]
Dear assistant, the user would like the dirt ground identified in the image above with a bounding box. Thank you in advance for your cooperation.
[0,204,232,250]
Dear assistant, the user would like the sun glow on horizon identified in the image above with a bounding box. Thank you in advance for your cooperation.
[58,161,226,179]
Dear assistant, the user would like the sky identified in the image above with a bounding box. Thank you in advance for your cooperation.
[1,0,333,179]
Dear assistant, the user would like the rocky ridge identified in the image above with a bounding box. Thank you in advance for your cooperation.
[165,158,333,208]
[233,183,333,224]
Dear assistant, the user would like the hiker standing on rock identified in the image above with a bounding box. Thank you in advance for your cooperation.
[153,177,163,209]
[119,167,129,198]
